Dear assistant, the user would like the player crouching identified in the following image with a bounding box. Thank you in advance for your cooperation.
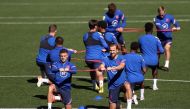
[47,49,77,109]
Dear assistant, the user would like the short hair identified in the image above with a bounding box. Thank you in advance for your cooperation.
[55,36,64,45]
[59,49,68,55]
[97,20,107,29]
[109,44,119,50]
[158,6,165,12]
[48,24,57,33]
[130,42,139,51]
[145,22,154,33]
[88,19,98,29]
[108,3,117,14]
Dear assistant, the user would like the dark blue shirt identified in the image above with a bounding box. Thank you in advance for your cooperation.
[51,61,77,90]
[103,9,127,36]
[102,55,126,89]
[138,34,164,66]
[153,14,180,40]
[103,32,118,45]
[83,32,108,60]
[36,34,55,63]
[123,52,145,83]
[49,46,74,63]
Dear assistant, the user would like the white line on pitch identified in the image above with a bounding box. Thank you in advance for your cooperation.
[0,19,189,25]
[0,1,190,6]
[0,15,190,19]
[0,75,189,83]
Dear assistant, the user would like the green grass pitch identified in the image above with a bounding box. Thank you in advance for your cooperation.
[0,0,190,108]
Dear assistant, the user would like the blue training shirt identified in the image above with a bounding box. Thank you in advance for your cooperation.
[153,14,180,40]
[83,32,108,60]
[138,34,164,66]
[36,34,56,63]
[102,55,126,89]
[49,46,74,63]
[103,9,127,36]
[51,61,77,90]
[123,52,145,83]
[103,32,118,45]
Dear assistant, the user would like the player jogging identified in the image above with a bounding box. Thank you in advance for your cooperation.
[153,6,180,71]
[139,22,164,90]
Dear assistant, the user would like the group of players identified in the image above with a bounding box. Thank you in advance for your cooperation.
[35,3,180,109]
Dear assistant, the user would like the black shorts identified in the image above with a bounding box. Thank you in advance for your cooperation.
[116,32,125,45]
[57,88,72,105]
[109,86,121,103]
[147,65,157,72]
[36,61,47,77]
[158,36,172,47]
[85,61,101,69]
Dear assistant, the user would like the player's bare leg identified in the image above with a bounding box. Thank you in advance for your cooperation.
[96,70,104,93]
[164,43,171,70]
[48,84,56,109]
[124,82,132,109]
[90,71,97,90]
[140,82,145,100]
[109,102,116,109]
[65,104,72,109]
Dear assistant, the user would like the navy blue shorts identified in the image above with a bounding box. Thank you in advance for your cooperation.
[109,86,121,103]
[147,65,157,71]
[36,61,48,78]
[158,36,172,47]
[116,33,125,45]
[161,39,172,47]
[57,88,72,105]
[85,61,101,69]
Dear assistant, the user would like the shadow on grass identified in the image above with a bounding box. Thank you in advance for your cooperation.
[27,78,38,83]
[71,83,96,92]
[33,95,47,100]
[85,105,108,109]
[37,106,61,109]
[76,78,108,83]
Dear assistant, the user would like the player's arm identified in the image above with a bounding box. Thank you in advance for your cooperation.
[111,33,119,45]
[66,48,77,54]
[69,63,77,74]
[153,18,164,30]
[48,37,56,47]
[171,16,181,31]
[141,56,147,74]
[156,37,164,54]
[120,12,127,28]
[97,33,109,50]
[51,62,59,72]
[107,59,126,71]
[116,12,127,32]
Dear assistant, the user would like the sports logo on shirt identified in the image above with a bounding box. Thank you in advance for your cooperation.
[166,18,170,22]
[112,20,118,27]
[162,23,169,29]
[115,15,119,19]
[110,70,117,75]
[60,72,68,78]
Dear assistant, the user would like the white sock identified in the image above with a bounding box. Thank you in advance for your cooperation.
[54,96,61,101]
[164,60,169,68]
[99,80,103,87]
[41,78,49,83]
[140,89,144,98]
[127,99,132,109]
[48,103,52,109]
[153,79,157,87]
[132,90,135,94]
